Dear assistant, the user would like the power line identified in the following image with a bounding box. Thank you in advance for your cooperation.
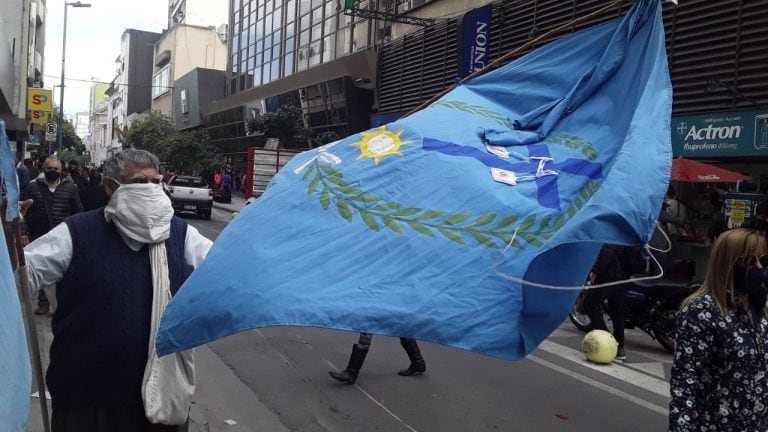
[42,74,174,90]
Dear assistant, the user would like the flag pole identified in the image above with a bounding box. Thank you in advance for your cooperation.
[5,217,51,432]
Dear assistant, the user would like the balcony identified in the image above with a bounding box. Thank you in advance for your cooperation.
[155,50,172,67]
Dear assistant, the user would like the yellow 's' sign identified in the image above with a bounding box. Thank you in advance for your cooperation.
[29,110,50,125]
[27,88,53,111]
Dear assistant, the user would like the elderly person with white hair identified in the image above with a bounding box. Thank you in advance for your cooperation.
[23,149,212,432]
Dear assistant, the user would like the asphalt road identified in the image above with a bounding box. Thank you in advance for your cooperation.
[182,206,674,432]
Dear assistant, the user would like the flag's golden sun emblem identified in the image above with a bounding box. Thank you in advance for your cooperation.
[351,126,411,165]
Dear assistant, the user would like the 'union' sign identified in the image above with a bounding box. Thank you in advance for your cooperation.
[457,5,493,78]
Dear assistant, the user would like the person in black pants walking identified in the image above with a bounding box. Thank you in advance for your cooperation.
[582,244,630,360]
[329,333,426,384]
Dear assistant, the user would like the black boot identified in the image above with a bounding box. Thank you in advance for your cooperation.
[329,344,368,384]
[398,338,426,376]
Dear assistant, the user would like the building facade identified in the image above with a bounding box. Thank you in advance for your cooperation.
[169,0,229,29]
[205,0,388,167]
[374,0,768,158]
[0,0,47,156]
[87,82,109,164]
[73,111,89,138]
[150,24,228,122]
[104,29,161,158]
[172,68,227,131]
[89,102,108,165]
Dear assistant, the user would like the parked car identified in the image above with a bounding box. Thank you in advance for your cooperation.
[167,175,213,219]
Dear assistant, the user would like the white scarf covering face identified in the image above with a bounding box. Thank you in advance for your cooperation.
[104,183,174,244]
[104,182,195,423]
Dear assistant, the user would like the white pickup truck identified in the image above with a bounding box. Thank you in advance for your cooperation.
[167,175,213,220]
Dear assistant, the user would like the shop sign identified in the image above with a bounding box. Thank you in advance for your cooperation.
[27,88,52,112]
[672,109,768,157]
[28,110,50,125]
[457,5,492,78]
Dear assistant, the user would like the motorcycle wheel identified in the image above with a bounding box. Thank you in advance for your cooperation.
[651,306,678,353]
[569,291,592,332]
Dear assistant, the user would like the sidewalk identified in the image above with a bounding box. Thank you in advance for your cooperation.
[212,193,247,213]
[25,303,289,431]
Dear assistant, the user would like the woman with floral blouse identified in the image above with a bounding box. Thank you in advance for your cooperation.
[669,228,768,431]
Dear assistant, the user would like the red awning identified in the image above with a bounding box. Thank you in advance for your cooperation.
[671,157,750,183]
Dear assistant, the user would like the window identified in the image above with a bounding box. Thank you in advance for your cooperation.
[324,17,335,35]
[309,41,321,66]
[297,46,308,71]
[324,2,335,19]
[286,0,296,22]
[169,177,207,188]
[322,34,334,63]
[179,89,188,114]
[254,66,262,86]
[299,0,311,15]
[152,66,170,98]
[284,52,294,76]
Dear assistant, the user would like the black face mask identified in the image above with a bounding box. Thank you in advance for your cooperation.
[733,265,768,317]
[44,171,60,181]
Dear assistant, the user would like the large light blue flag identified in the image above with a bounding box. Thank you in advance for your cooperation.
[158,0,671,360]
[0,120,32,431]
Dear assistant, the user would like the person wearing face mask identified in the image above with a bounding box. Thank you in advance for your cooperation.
[668,228,768,432]
[21,157,84,315]
[664,187,687,236]
[22,149,213,432]
[68,159,86,188]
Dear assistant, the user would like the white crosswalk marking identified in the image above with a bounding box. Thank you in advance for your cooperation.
[536,340,670,397]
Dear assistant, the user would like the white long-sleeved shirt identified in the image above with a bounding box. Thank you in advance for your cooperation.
[24,221,213,292]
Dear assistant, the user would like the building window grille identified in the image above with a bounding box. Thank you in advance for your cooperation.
[152,65,171,98]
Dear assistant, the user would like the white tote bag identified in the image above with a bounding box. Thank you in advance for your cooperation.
[142,243,196,425]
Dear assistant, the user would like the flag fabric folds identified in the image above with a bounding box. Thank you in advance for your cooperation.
[158,0,672,360]
[0,120,32,431]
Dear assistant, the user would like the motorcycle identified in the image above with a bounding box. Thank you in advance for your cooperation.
[569,260,699,353]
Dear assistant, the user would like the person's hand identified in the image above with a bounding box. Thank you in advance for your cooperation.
[19,199,32,218]
[20,234,29,247]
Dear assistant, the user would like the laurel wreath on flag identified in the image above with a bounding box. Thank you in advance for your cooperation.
[303,160,600,249]
[432,100,514,130]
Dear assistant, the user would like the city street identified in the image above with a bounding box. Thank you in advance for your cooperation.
[25,201,673,432]
[185,203,674,431]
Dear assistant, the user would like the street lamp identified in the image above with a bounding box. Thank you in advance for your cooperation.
[57,1,91,152]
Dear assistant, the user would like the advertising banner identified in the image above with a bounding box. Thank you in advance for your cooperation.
[457,5,492,78]
[27,88,52,112]
[672,109,768,157]
[28,110,50,125]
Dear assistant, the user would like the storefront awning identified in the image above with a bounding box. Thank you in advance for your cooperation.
[209,50,378,114]
[671,157,751,182]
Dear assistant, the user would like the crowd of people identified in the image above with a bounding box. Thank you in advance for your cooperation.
[2,150,768,432]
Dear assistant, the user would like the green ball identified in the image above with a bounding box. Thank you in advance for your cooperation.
[582,329,618,364]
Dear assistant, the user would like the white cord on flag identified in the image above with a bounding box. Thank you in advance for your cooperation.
[645,221,673,253]
[492,242,666,291]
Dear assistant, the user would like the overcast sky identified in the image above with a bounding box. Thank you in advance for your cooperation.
[44,0,168,117]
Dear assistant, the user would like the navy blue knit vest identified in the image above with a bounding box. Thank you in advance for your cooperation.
[48,208,193,409]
